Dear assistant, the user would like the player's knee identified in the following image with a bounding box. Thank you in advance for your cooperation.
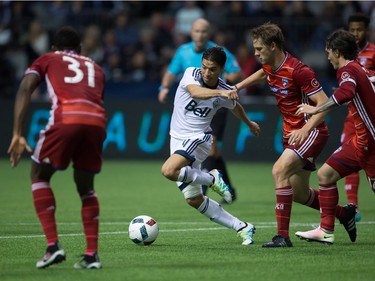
[317,168,335,185]
[161,164,177,181]
[272,163,286,181]
[186,194,204,209]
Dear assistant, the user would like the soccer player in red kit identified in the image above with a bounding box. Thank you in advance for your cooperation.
[341,13,375,221]
[295,29,375,244]
[235,23,356,247]
[8,26,106,269]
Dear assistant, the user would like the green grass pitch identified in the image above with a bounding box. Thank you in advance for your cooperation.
[0,159,374,281]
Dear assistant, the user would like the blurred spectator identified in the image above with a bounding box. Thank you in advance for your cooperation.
[102,49,125,83]
[174,1,204,38]
[149,11,174,50]
[125,50,150,82]
[9,1,35,41]
[0,1,12,47]
[205,1,230,32]
[283,1,316,55]
[81,25,104,63]
[21,19,49,65]
[235,42,262,96]
[32,1,70,33]
[114,11,139,55]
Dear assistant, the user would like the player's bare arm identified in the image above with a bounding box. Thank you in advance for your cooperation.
[8,74,38,167]
[288,90,329,145]
[158,72,176,103]
[234,69,266,91]
[231,103,261,137]
[187,84,239,100]
[296,97,337,115]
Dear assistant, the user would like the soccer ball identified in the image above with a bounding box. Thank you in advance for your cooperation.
[128,215,159,245]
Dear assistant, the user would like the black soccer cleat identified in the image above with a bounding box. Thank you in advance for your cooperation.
[74,252,102,269]
[262,234,293,248]
[340,203,357,242]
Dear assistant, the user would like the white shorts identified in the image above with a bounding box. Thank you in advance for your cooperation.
[170,133,212,168]
[170,133,212,199]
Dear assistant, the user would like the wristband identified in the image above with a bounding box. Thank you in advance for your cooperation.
[159,85,168,91]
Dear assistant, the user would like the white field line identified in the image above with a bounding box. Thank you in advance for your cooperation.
[0,221,374,240]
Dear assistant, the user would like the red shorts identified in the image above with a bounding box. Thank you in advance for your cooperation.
[284,128,329,171]
[32,123,106,173]
[326,138,375,188]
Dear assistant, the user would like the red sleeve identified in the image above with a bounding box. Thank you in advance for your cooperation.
[25,53,51,81]
[293,65,322,96]
[332,80,356,105]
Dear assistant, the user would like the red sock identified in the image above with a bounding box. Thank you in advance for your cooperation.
[32,181,58,245]
[303,188,345,221]
[303,188,320,210]
[81,190,100,255]
[344,172,360,206]
[275,186,293,239]
[319,184,338,232]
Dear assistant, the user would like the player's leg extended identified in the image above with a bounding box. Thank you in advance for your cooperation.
[31,161,65,268]
[182,185,255,245]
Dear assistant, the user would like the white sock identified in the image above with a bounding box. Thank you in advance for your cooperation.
[178,166,213,186]
[197,196,246,231]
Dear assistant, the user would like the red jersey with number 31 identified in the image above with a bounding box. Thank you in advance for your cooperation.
[262,52,327,138]
[25,50,106,128]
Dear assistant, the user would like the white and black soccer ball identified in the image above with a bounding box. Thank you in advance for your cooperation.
[128,215,159,245]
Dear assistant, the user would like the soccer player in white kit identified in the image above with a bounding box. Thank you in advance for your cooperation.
[161,46,260,245]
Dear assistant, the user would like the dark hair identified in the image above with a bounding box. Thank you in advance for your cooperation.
[202,46,226,67]
[348,13,370,28]
[52,26,81,52]
[326,29,358,60]
[251,23,285,50]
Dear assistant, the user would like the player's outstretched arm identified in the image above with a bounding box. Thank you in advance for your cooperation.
[235,69,266,91]
[187,84,239,100]
[231,102,260,137]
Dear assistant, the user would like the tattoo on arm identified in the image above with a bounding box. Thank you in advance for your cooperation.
[315,98,337,113]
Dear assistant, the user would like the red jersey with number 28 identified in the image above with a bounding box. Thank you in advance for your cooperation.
[25,50,106,128]
[332,61,375,152]
[262,52,327,138]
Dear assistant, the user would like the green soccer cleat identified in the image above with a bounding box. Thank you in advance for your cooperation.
[237,223,256,245]
[209,169,232,204]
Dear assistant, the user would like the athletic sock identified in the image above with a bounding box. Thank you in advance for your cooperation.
[302,188,345,221]
[178,166,213,186]
[81,190,100,255]
[197,196,245,230]
[303,188,320,210]
[275,186,293,239]
[319,184,338,232]
[32,181,58,245]
[344,172,360,206]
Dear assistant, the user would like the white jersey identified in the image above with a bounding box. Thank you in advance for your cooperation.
[170,67,236,138]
